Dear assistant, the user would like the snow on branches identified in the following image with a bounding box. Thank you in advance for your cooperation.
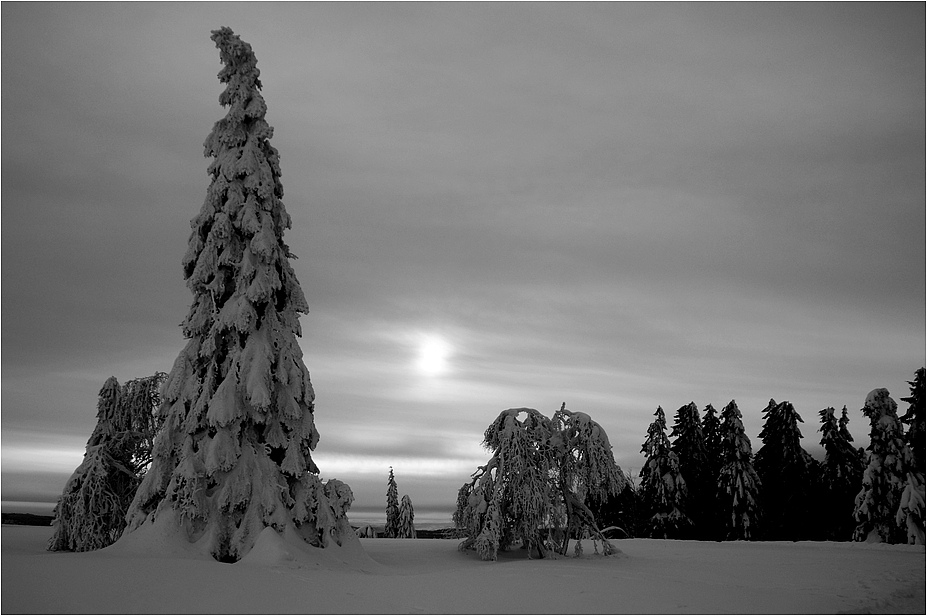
[454,404,626,560]
[854,388,925,544]
[398,494,416,539]
[48,373,167,552]
[640,406,691,538]
[385,467,400,538]
[122,28,354,562]
[716,400,763,540]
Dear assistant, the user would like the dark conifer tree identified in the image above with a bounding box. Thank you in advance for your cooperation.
[670,402,710,538]
[700,403,723,540]
[717,400,762,540]
[590,476,643,539]
[701,404,723,479]
[818,406,865,541]
[754,400,819,540]
[640,406,691,538]
[900,367,925,476]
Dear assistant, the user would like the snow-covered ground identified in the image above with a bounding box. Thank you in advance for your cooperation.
[2,524,924,614]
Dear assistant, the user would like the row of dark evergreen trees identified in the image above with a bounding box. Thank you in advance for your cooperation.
[593,368,925,543]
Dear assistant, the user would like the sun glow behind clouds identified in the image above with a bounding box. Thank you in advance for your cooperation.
[415,334,452,376]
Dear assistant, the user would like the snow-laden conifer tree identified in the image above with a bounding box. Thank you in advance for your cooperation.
[640,406,691,539]
[854,388,925,544]
[49,373,166,552]
[397,494,416,538]
[716,400,762,540]
[385,467,400,538]
[122,28,356,562]
[818,406,865,541]
[754,400,819,540]
[900,368,925,475]
[670,402,710,538]
[455,404,624,560]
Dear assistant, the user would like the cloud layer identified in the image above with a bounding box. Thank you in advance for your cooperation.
[2,3,924,518]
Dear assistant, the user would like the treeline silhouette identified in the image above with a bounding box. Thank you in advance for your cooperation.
[593,367,925,543]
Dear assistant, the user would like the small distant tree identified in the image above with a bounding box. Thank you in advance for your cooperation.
[385,468,400,538]
[670,402,710,538]
[754,400,820,540]
[455,404,625,560]
[640,406,691,538]
[900,368,925,475]
[817,406,865,541]
[716,400,762,540]
[854,388,925,544]
[397,494,416,538]
[48,373,166,552]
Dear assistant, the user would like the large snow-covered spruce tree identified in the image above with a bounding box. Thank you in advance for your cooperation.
[455,404,625,560]
[853,388,925,544]
[123,28,355,562]
[640,406,691,538]
[716,400,762,540]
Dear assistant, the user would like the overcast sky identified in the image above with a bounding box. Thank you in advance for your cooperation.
[2,3,924,523]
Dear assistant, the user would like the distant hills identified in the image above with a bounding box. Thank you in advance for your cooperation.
[2,513,53,526]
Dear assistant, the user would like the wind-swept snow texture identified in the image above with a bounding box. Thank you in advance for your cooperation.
[122,28,357,562]
[4,525,924,614]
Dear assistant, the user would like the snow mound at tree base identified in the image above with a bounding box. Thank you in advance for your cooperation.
[108,508,379,571]
[238,525,381,572]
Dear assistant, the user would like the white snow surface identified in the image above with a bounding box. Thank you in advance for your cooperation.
[3,525,924,614]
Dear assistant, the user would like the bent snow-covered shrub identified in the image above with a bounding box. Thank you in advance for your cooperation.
[48,373,166,552]
[455,404,626,560]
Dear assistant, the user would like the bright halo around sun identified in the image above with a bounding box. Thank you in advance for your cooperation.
[416,334,452,376]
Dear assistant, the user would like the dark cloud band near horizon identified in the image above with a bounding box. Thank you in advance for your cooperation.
[2,3,924,517]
